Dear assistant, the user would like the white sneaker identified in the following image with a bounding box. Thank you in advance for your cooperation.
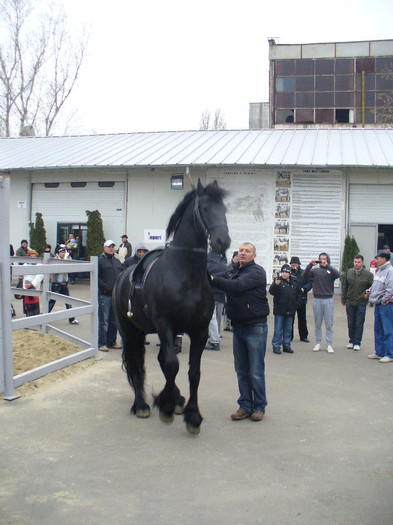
[313,344,321,352]
[327,345,334,353]
[347,343,354,349]
[353,345,360,351]
[379,356,393,363]
[368,354,381,359]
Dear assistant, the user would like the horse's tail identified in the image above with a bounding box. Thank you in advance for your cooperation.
[112,270,148,409]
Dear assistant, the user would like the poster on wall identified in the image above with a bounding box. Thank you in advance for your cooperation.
[207,170,275,277]
[272,171,292,279]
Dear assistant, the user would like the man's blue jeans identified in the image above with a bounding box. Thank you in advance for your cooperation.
[346,304,366,346]
[232,323,268,413]
[272,314,294,350]
[98,294,117,347]
[374,303,393,358]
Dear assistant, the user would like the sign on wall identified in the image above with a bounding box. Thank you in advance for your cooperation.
[144,229,166,244]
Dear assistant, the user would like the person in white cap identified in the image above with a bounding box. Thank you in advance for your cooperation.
[98,240,124,351]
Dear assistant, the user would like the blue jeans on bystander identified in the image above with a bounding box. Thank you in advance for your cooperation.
[232,323,268,414]
[272,314,294,351]
[98,294,117,348]
[374,303,393,358]
[345,304,366,346]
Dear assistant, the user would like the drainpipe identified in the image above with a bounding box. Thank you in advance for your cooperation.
[362,71,365,128]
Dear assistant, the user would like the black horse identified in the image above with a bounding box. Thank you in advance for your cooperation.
[112,180,230,434]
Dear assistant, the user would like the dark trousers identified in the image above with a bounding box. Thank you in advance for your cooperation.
[291,302,308,340]
[48,283,75,323]
[346,304,366,346]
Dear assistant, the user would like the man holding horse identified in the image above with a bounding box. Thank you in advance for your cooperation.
[211,242,270,422]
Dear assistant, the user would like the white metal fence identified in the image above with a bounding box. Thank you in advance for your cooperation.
[1,176,99,400]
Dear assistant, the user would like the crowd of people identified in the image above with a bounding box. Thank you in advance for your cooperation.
[9,235,393,422]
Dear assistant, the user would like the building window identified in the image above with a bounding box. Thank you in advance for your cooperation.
[44,182,59,188]
[98,181,115,187]
[336,109,350,123]
[356,58,375,74]
[296,109,314,123]
[315,109,334,124]
[276,109,294,124]
[295,93,314,108]
[277,60,295,76]
[295,76,314,91]
[315,59,334,75]
[295,59,314,75]
[336,92,353,107]
[276,77,295,92]
[315,92,334,107]
[336,76,354,91]
[70,182,87,188]
[336,59,354,74]
[315,75,334,91]
[276,93,294,108]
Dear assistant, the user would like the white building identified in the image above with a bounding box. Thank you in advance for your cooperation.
[1,128,393,279]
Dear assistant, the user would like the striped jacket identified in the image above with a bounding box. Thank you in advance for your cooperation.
[369,261,393,305]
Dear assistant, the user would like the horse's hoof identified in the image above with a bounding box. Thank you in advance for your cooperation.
[174,404,184,415]
[136,409,150,418]
[186,423,201,435]
[159,412,174,424]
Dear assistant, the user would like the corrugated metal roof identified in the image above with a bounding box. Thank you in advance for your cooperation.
[1,128,393,171]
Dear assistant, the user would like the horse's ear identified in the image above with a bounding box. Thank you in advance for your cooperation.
[212,180,219,188]
[197,179,204,195]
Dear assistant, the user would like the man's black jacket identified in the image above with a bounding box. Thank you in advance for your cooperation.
[213,260,269,325]
[98,252,124,296]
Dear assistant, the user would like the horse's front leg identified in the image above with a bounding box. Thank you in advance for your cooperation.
[184,331,207,435]
[157,337,185,415]
[154,326,179,423]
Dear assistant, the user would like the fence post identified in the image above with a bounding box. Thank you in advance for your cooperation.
[0,176,17,399]
[90,256,99,359]
[41,252,50,333]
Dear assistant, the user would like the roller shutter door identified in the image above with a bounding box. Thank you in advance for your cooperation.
[31,181,126,239]
[349,184,393,224]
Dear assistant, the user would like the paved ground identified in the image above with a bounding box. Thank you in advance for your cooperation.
[2,283,393,524]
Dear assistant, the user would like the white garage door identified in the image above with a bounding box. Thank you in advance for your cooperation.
[349,184,393,224]
[31,181,126,241]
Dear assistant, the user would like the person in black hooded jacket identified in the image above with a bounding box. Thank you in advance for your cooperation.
[269,264,302,354]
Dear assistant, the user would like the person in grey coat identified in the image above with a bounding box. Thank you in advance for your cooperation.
[303,252,340,354]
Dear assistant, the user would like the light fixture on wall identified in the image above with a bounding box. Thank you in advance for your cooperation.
[170,174,184,190]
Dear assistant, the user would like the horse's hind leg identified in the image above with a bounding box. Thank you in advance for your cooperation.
[184,333,205,435]
[121,324,151,418]
[154,327,179,423]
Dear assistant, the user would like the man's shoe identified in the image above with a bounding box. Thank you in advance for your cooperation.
[313,344,321,352]
[231,408,251,420]
[273,348,281,354]
[224,326,231,332]
[379,356,393,363]
[99,346,109,352]
[69,319,79,325]
[283,347,294,353]
[300,338,310,343]
[353,345,360,351]
[368,354,381,359]
[347,343,354,349]
[205,342,220,351]
[327,345,334,353]
[109,343,122,349]
[250,410,265,422]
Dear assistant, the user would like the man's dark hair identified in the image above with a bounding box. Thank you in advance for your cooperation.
[21,239,28,244]
[354,254,364,262]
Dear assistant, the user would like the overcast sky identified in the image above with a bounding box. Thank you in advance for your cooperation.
[64,0,393,135]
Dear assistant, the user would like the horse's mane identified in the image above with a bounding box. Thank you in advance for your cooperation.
[166,182,227,240]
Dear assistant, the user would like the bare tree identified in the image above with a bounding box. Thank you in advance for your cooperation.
[0,0,87,137]
[199,108,226,130]
[375,63,393,124]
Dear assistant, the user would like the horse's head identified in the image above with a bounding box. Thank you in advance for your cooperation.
[195,180,231,256]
